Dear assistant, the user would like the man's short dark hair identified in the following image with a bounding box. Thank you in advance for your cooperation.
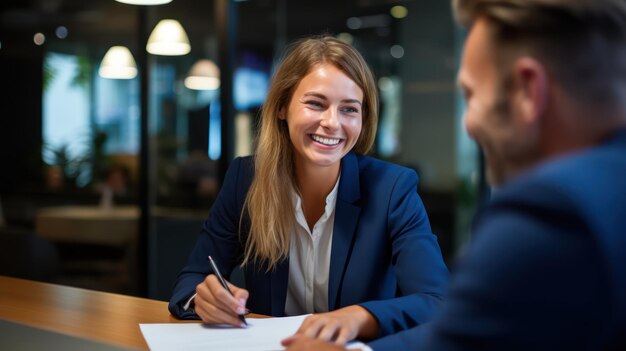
[453,0,626,110]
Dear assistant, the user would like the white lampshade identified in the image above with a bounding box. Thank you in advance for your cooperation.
[115,0,173,5]
[184,59,220,90]
[146,19,191,56]
[99,46,138,79]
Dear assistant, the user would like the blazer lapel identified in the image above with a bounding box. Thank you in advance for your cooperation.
[269,258,289,316]
[328,152,361,311]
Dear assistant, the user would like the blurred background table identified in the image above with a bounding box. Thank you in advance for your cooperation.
[35,205,139,246]
[34,206,139,293]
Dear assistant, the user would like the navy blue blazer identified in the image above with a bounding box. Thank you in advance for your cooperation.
[369,130,626,350]
[169,152,448,337]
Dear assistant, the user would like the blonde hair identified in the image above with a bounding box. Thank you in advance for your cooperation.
[241,35,379,270]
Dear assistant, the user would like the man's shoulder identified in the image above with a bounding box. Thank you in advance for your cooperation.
[473,132,626,340]
[481,133,626,277]
[475,133,626,264]
[497,132,626,210]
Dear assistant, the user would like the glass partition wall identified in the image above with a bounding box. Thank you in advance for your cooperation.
[0,0,480,299]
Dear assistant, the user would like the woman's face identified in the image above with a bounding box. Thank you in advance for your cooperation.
[282,63,364,171]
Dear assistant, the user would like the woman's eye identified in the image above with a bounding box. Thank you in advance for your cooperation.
[306,101,324,108]
[342,106,359,114]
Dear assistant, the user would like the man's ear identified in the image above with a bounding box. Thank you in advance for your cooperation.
[511,57,548,125]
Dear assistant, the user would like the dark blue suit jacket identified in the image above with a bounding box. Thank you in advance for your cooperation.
[169,152,448,337]
[369,130,626,350]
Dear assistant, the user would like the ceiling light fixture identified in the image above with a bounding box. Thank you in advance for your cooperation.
[55,26,68,39]
[33,33,46,46]
[114,0,173,5]
[184,59,220,90]
[336,33,354,45]
[146,19,191,56]
[99,46,138,79]
[390,6,408,19]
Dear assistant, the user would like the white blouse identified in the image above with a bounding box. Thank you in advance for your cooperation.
[284,176,340,315]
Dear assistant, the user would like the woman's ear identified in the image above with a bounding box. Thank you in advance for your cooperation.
[278,107,286,120]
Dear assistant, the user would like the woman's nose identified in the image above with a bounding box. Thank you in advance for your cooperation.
[320,109,340,130]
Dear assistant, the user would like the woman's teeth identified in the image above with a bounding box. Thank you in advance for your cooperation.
[311,134,341,146]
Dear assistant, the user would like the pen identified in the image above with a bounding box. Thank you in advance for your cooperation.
[207,255,248,326]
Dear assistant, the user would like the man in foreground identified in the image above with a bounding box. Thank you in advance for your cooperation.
[284,0,626,349]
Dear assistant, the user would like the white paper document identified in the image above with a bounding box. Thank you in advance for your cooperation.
[140,315,367,351]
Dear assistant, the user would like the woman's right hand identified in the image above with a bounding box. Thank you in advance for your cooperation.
[194,274,249,327]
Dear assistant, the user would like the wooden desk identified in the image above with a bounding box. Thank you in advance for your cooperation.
[0,276,266,350]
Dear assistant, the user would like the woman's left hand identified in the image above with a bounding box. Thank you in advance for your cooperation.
[282,305,379,346]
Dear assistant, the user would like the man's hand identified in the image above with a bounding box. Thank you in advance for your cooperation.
[282,335,356,351]
[282,305,378,345]
[193,274,248,327]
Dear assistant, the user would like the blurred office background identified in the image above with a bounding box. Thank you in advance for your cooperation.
[0,0,481,300]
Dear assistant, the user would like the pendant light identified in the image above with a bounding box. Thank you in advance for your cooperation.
[114,0,173,5]
[184,59,220,90]
[98,46,138,79]
[146,19,190,56]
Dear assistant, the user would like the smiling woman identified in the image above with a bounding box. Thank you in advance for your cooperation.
[282,63,364,210]
[169,35,448,347]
